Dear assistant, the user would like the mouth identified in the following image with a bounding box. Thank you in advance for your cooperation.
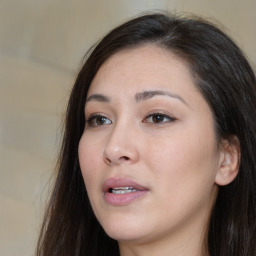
[103,178,149,206]
[109,187,141,194]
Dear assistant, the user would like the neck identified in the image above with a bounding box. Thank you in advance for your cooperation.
[119,230,209,256]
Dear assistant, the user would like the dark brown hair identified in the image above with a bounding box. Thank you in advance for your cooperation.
[37,13,256,256]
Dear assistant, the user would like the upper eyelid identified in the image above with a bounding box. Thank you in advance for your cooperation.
[86,112,109,119]
[86,113,111,121]
[145,110,176,118]
[85,113,108,121]
[145,112,173,117]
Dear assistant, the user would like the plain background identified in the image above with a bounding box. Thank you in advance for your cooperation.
[0,1,255,255]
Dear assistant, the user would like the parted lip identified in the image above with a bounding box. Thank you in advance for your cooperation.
[102,177,148,193]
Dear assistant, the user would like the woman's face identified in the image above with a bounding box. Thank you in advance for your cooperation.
[78,45,221,246]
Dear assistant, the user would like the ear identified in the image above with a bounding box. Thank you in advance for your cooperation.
[215,135,240,186]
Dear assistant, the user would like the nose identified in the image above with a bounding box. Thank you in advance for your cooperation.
[103,122,140,165]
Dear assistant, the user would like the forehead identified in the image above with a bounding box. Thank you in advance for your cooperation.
[87,45,197,99]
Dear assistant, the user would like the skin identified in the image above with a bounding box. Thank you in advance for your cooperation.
[78,45,233,256]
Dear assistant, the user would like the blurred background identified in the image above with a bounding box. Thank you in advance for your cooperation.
[0,0,255,255]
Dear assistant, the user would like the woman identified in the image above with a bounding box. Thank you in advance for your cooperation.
[37,13,256,256]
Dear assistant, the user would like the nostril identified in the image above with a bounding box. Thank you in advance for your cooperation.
[105,157,112,165]
[121,156,130,161]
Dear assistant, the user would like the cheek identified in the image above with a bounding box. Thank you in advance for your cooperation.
[146,127,218,193]
[144,132,218,223]
[78,134,102,189]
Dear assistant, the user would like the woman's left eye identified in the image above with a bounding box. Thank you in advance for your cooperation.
[143,113,175,124]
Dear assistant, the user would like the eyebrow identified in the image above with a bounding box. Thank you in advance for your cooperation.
[86,94,110,102]
[135,90,187,105]
[86,90,188,106]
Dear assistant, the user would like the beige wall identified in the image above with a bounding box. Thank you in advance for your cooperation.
[0,1,255,255]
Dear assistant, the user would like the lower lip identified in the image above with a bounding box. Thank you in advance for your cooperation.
[104,190,148,206]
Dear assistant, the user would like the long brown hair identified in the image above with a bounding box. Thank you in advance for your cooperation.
[36,13,256,256]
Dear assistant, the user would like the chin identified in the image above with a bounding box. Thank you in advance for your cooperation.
[106,230,138,242]
[100,216,150,242]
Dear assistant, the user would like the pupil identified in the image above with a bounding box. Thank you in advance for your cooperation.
[97,117,106,125]
[153,115,164,123]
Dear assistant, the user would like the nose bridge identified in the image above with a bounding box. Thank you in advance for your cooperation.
[103,116,139,165]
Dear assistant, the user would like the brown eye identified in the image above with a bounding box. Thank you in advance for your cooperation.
[87,115,112,127]
[152,114,166,123]
[143,113,175,124]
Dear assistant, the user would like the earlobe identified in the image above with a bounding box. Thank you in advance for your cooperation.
[215,136,240,186]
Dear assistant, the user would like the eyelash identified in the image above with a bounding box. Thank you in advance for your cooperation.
[86,114,112,127]
[143,112,176,124]
[86,112,176,128]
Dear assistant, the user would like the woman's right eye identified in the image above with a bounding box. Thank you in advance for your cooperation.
[86,115,112,127]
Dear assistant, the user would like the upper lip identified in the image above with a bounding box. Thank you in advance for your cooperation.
[102,177,148,192]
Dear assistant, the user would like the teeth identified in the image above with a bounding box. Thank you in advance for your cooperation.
[111,187,139,194]
[114,187,132,190]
